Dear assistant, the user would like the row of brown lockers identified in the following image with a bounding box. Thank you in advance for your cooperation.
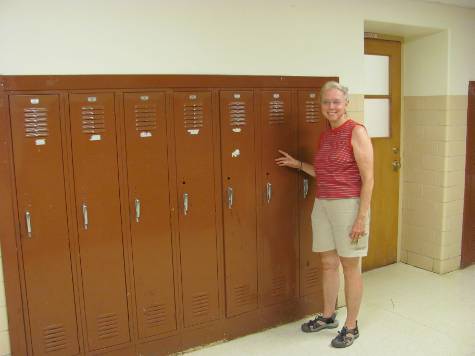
[9,89,326,355]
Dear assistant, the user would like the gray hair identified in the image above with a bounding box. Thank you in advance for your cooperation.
[321,81,349,102]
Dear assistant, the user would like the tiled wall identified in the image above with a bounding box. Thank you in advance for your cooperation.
[401,95,467,274]
[0,250,11,356]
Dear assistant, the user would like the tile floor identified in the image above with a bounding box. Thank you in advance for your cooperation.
[185,262,475,356]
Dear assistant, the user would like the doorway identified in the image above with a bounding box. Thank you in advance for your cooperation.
[363,38,402,271]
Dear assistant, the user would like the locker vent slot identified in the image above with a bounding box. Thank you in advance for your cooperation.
[135,104,158,131]
[271,274,286,297]
[233,284,253,307]
[183,104,204,129]
[305,266,320,289]
[24,107,49,137]
[81,106,106,134]
[191,293,209,318]
[43,324,68,353]
[144,303,166,328]
[268,100,285,124]
[97,313,119,339]
[305,100,321,123]
[228,101,247,126]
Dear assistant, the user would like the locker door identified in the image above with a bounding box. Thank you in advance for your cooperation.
[174,91,220,327]
[123,92,177,338]
[220,91,258,317]
[298,90,326,297]
[69,93,130,350]
[10,95,80,355]
[260,90,298,306]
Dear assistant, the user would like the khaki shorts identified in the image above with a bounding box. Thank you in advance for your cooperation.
[311,198,370,258]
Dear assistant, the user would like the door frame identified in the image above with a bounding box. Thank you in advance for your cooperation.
[363,37,402,271]
[461,81,475,268]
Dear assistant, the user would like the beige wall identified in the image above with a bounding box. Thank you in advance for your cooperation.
[401,95,467,273]
[1,0,474,353]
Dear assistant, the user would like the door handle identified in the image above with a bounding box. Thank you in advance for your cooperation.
[303,178,309,199]
[25,211,32,238]
[392,160,401,171]
[82,203,88,230]
[266,182,272,204]
[183,193,189,216]
[227,187,233,209]
[135,198,141,223]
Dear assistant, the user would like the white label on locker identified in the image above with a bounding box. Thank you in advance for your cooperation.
[89,134,101,141]
[189,94,197,100]
[187,129,200,135]
[231,149,240,158]
[309,93,316,98]
[35,139,46,146]
[140,95,149,101]
[232,128,242,133]
[88,96,97,102]
[30,98,40,104]
[273,93,280,99]
[140,131,152,138]
[233,93,241,99]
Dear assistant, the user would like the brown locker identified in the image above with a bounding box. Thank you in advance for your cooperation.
[123,92,177,338]
[10,95,80,355]
[297,90,326,296]
[219,91,258,317]
[260,90,298,306]
[69,93,130,350]
[173,91,220,327]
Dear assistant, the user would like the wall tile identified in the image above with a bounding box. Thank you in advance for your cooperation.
[446,95,468,111]
[0,307,7,333]
[441,228,463,245]
[433,256,461,274]
[400,249,408,263]
[0,331,10,356]
[446,125,467,141]
[440,241,462,260]
[423,96,447,111]
[445,170,465,187]
[406,251,433,271]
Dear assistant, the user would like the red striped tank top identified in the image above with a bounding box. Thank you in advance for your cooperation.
[314,119,362,199]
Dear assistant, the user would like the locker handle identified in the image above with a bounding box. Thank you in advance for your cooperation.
[303,178,309,199]
[25,211,32,238]
[135,198,141,223]
[227,187,233,209]
[183,193,189,216]
[266,182,272,204]
[82,203,88,230]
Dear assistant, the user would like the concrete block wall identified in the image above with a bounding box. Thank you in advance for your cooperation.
[401,95,467,273]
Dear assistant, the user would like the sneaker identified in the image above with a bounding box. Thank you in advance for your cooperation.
[331,322,359,348]
[301,312,338,333]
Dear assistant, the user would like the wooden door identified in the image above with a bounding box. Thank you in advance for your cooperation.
[260,90,298,307]
[69,93,130,350]
[10,95,80,355]
[123,92,177,338]
[363,39,401,271]
[173,91,220,327]
[220,90,258,317]
[462,82,475,267]
[297,90,327,297]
